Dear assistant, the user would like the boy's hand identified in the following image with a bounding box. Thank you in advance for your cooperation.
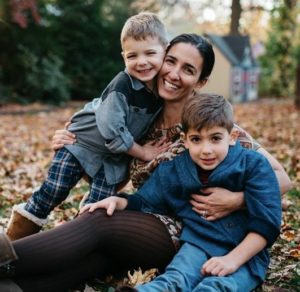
[79,196,128,216]
[201,255,239,277]
[141,138,171,161]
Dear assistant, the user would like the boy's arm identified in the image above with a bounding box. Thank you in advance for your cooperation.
[244,155,282,247]
[125,164,172,214]
[79,163,172,216]
[97,91,169,161]
[201,232,267,276]
[79,196,128,216]
[95,91,134,153]
[202,153,282,277]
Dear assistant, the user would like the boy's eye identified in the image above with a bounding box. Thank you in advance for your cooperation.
[147,51,156,55]
[127,55,136,59]
[211,136,222,142]
[190,137,201,143]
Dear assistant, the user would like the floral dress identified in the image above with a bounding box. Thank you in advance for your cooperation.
[129,123,260,250]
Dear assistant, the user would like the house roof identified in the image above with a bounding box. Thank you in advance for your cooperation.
[206,34,258,67]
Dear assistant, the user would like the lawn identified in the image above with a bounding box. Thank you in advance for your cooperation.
[0,98,299,291]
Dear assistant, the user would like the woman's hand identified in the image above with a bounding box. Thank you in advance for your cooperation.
[51,122,76,151]
[190,188,244,221]
[79,196,128,216]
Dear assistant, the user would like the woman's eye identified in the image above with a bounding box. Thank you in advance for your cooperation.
[165,58,175,65]
[184,67,194,75]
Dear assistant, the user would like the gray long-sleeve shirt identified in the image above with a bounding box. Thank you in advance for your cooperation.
[65,70,162,185]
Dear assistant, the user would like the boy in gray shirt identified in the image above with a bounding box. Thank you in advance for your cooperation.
[6,12,168,240]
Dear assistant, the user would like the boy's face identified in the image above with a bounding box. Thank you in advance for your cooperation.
[122,36,166,89]
[183,126,237,171]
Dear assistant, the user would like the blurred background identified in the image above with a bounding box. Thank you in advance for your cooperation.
[0,0,299,106]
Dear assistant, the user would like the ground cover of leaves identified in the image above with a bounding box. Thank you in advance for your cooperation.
[0,99,299,291]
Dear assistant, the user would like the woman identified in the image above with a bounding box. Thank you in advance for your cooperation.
[0,34,291,292]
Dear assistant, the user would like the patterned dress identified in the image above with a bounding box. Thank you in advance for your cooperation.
[129,123,260,249]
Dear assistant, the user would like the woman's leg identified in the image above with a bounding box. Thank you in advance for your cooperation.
[14,252,112,292]
[12,209,176,276]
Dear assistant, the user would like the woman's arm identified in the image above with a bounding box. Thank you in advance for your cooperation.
[190,189,244,221]
[190,148,292,221]
[257,147,292,195]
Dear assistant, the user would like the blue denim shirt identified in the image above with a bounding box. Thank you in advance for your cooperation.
[125,142,282,281]
[65,70,162,184]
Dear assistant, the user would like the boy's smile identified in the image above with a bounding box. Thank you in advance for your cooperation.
[122,36,166,90]
[183,126,236,170]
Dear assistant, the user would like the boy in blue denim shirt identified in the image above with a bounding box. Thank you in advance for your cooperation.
[83,93,282,292]
[7,12,168,240]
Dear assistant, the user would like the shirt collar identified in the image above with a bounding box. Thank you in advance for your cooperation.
[124,68,145,91]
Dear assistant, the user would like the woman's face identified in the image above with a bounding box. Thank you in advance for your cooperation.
[157,42,205,102]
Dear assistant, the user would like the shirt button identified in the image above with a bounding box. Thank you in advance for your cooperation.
[120,127,124,132]
[134,108,139,112]
[226,223,234,228]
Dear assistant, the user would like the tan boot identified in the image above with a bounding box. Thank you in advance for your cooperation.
[6,203,47,241]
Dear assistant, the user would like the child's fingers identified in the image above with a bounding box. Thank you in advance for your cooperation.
[89,202,103,212]
[217,268,228,277]
[201,258,217,275]
[79,204,91,214]
[210,264,223,276]
[107,202,116,216]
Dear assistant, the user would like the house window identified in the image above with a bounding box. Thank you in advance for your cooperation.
[232,67,243,102]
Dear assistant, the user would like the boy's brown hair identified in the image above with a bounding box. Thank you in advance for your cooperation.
[182,93,234,134]
[120,12,168,48]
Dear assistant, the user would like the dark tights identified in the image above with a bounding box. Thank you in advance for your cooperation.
[11,210,176,291]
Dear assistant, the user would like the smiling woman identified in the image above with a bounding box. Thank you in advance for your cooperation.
[0,33,291,292]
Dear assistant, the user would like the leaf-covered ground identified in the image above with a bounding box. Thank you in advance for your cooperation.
[0,99,299,291]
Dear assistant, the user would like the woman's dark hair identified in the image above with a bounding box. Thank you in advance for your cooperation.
[167,33,215,82]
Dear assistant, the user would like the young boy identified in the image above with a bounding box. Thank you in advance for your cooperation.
[7,12,169,240]
[81,94,282,292]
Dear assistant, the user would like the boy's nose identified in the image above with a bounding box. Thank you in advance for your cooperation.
[137,56,147,66]
[201,143,212,154]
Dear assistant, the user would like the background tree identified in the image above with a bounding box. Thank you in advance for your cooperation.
[1,0,299,105]
[259,0,298,101]
[229,0,242,35]
[0,0,137,104]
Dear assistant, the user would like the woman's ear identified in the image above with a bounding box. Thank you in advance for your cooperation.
[195,78,208,91]
[229,128,239,145]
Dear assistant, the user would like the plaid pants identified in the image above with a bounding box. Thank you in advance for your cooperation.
[25,148,116,219]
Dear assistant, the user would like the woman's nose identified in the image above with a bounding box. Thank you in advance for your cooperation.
[168,67,180,80]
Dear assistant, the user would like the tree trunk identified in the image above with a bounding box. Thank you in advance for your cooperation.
[230,0,242,35]
[295,63,300,109]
